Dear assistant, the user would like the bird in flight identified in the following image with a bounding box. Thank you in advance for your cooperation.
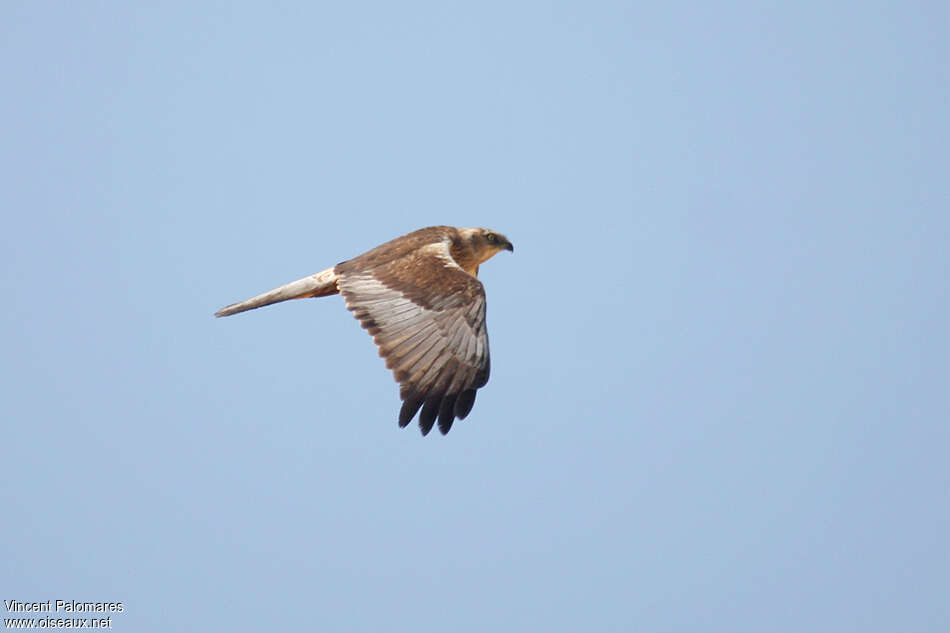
[216,226,514,436]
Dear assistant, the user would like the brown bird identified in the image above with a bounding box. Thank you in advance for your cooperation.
[216,226,514,435]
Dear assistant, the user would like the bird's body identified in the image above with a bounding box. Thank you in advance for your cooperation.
[216,226,513,435]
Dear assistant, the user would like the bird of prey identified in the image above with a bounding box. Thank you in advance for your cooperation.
[216,226,514,435]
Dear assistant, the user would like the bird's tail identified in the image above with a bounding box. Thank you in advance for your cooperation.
[215,266,339,317]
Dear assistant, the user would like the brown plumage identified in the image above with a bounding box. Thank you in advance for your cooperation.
[215,226,513,435]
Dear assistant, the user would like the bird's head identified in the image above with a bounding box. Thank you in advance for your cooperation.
[467,227,514,256]
[452,227,514,275]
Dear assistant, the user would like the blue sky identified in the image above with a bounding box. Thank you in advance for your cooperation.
[2,2,948,631]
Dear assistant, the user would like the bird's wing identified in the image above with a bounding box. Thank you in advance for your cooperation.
[335,241,490,435]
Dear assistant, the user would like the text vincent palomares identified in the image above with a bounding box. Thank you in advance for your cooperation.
[4,600,124,613]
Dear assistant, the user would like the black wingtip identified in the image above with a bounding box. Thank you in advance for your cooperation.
[401,392,478,436]
[437,395,457,435]
[454,389,477,420]
[399,399,423,428]
[419,398,440,436]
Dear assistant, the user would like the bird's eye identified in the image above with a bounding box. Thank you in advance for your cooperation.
[486,233,497,243]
